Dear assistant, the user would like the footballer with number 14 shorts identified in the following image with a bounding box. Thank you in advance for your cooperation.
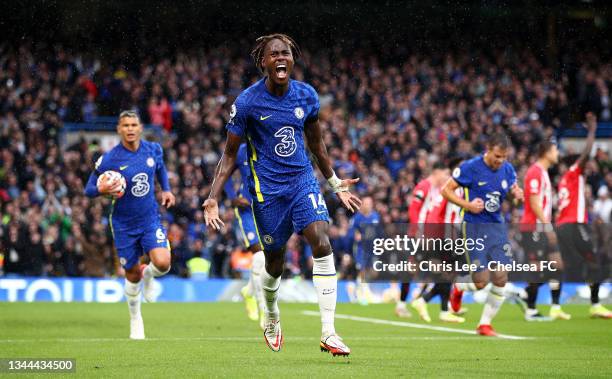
[203,34,362,356]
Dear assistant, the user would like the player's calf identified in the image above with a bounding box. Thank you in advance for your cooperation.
[142,248,171,303]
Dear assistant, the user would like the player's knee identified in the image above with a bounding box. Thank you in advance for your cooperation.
[150,250,171,274]
[155,261,171,274]
[551,260,564,271]
[491,278,507,288]
[265,261,283,278]
[310,237,332,258]
[125,267,142,283]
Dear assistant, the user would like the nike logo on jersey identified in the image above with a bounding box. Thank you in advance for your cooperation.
[478,181,487,186]
[317,210,327,214]
[119,165,128,170]
[260,115,272,121]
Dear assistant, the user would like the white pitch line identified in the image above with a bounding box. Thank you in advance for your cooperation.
[0,336,480,344]
[301,310,533,340]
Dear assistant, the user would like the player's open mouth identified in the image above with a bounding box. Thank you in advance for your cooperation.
[275,64,287,79]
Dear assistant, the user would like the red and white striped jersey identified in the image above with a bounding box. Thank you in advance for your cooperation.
[425,187,464,224]
[409,178,433,224]
[557,163,588,225]
[445,187,464,224]
[425,189,445,224]
[521,163,552,227]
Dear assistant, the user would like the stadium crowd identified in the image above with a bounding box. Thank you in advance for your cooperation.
[1,41,611,279]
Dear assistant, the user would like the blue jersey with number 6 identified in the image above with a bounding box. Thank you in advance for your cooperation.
[85,140,170,231]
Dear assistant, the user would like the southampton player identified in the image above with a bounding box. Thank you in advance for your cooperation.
[396,163,448,318]
[224,142,266,328]
[411,160,465,323]
[442,134,523,336]
[85,111,175,339]
[557,113,612,319]
[519,140,570,321]
[395,163,444,319]
[203,34,362,355]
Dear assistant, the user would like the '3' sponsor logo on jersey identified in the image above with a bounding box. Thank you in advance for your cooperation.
[484,191,501,213]
[274,126,297,157]
[131,173,150,197]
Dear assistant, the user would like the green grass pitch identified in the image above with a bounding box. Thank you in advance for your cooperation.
[1,302,611,378]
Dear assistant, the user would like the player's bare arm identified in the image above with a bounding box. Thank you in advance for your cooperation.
[528,191,554,238]
[577,112,598,169]
[203,131,242,229]
[304,117,362,212]
[441,177,484,213]
[509,183,524,203]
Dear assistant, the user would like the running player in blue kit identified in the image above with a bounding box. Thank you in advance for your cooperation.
[441,133,523,336]
[224,143,266,328]
[85,110,175,340]
[204,34,361,356]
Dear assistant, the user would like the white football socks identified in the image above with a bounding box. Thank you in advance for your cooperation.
[143,262,169,280]
[456,281,478,292]
[479,284,505,325]
[261,268,281,321]
[313,254,337,336]
[124,279,142,319]
[250,251,266,312]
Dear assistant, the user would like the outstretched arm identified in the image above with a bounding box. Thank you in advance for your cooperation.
[577,112,598,170]
[203,132,242,229]
[304,118,362,212]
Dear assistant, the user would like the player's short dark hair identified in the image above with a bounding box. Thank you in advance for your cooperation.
[487,133,511,150]
[118,110,141,123]
[537,140,556,158]
[251,33,301,73]
[432,162,446,171]
[562,154,579,166]
[448,157,463,170]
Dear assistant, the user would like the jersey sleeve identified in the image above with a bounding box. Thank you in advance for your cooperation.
[84,154,106,197]
[452,160,473,187]
[524,167,540,197]
[226,94,249,137]
[508,163,518,187]
[154,143,171,192]
[305,84,320,122]
[408,180,429,224]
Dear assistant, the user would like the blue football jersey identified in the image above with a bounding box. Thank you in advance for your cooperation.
[351,211,382,240]
[226,78,320,201]
[224,143,252,202]
[85,140,170,231]
[452,155,516,223]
